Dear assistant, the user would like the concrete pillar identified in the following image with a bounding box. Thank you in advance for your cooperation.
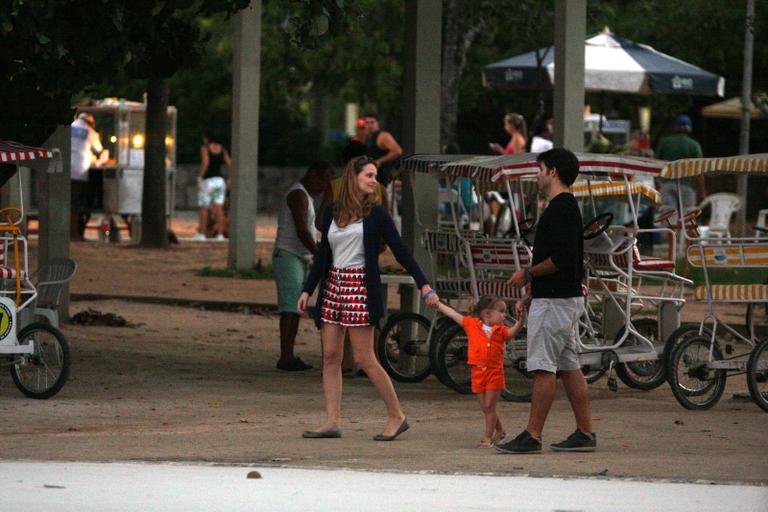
[401,0,441,310]
[552,0,586,151]
[228,2,261,270]
[38,125,71,319]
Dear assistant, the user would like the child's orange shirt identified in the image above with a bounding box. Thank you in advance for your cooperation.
[462,317,509,369]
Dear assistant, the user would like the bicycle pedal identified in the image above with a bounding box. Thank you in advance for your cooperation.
[725,344,734,355]
[607,376,618,392]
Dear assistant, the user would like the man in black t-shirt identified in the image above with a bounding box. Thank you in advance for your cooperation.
[496,148,596,455]
[364,114,402,187]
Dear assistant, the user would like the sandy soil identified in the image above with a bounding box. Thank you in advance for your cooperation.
[0,219,766,484]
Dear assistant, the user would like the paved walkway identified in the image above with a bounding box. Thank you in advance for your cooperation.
[3,213,763,494]
[2,462,766,511]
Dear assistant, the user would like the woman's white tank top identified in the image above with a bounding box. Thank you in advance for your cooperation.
[328,219,365,268]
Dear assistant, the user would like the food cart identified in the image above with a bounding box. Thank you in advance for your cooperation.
[75,98,177,241]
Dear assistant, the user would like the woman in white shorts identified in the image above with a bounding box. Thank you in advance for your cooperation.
[195,133,231,241]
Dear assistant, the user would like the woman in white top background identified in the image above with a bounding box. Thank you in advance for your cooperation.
[298,156,440,441]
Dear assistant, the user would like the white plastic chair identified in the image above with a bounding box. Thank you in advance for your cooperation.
[30,258,77,328]
[696,193,741,241]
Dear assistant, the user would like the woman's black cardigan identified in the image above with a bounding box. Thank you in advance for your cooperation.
[302,205,430,329]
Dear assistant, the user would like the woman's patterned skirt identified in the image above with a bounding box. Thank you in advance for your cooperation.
[321,266,370,327]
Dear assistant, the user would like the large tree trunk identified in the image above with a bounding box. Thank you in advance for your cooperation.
[141,77,169,248]
[441,0,483,153]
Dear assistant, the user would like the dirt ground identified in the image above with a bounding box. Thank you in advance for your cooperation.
[0,216,766,485]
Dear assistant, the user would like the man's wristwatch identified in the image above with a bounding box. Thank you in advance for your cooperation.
[523,268,533,284]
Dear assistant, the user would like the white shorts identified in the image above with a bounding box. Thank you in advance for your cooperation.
[527,297,582,373]
[198,176,226,207]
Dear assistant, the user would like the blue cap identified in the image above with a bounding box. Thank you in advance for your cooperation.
[674,114,692,131]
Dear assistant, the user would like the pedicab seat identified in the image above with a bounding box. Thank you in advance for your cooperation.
[693,284,768,303]
[433,278,473,299]
[585,231,675,272]
[476,279,526,300]
[0,267,27,279]
[0,245,27,279]
[687,242,768,303]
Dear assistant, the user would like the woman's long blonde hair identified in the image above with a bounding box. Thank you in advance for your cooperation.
[334,156,376,228]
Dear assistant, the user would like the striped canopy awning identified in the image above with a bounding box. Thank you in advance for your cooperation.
[660,154,768,179]
[0,140,54,163]
[437,153,666,182]
[571,180,661,204]
[399,154,477,174]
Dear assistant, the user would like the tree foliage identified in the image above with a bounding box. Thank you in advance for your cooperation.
[0,0,248,146]
[5,0,766,159]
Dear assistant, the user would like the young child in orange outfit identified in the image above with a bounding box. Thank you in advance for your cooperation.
[433,295,526,447]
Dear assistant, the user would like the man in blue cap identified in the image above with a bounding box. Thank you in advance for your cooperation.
[656,114,706,215]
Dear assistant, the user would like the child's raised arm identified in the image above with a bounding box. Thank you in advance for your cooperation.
[505,308,527,341]
[434,301,464,326]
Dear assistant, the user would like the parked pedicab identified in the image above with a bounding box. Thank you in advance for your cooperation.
[0,141,72,398]
[661,154,768,412]
[422,153,693,401]
[570,176,665,384]
[375,155,479,384]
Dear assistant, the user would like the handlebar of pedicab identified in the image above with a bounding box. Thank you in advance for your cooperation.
[654,208,702,262]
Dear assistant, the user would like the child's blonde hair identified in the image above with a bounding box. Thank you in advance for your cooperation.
[473,294,504,316]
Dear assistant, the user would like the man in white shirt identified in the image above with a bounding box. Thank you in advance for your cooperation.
[273,161,333,371]
[70,113,104,241]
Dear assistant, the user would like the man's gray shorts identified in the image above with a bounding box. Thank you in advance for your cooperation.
[527,297,583,373]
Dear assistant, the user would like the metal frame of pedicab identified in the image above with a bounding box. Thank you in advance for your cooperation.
[0,141,72,398]
[442,157,538,400]
[661,154,768,412]
[375,154,536,389]
[375,155,485,384]
[570,176,665,382]
[432,153,694,396]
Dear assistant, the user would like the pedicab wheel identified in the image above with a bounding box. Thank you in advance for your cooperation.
[667,335,726,411]
[501,336,532,402]
[428,316,456,387]
[434,323,472,394]
[746,338,768,413]
[662,323,714,376]
[746,302,767,342]
[377,312,431,383]
[614,318,666,390]
[10,323,71,399]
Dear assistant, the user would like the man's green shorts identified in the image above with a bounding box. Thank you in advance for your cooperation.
[273,248,311,314]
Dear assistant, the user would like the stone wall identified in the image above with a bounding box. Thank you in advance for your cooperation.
[175,164,306,213]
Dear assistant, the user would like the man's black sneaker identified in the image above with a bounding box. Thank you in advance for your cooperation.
[276,357,313,371]
[494,430,542,454]
[550,430,596,452]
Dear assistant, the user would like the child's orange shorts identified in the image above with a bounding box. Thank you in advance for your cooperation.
[471,366,505,393]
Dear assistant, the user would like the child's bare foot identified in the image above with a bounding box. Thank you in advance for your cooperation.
[478,438,493,447]
[492,431,506,444]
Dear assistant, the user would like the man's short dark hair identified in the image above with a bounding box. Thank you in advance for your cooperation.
[307,160,334,176]
[364,112,378,120]
[536,148,579,186]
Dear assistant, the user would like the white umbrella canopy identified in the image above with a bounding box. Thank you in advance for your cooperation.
[484,27,725,97]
